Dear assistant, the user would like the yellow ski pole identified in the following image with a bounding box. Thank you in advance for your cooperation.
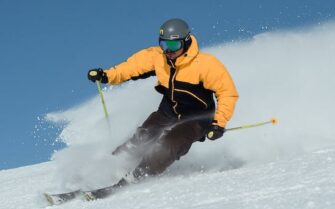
[96,80,109,119]
[89,71,109,119]
[95,79,112,135]
[226,118,278,132]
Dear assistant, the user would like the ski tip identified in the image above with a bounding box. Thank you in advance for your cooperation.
[43,193,54,206]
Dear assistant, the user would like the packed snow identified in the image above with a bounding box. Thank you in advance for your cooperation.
[1,21,335,209]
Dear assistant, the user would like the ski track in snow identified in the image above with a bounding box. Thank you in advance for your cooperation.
[1,21,335,209]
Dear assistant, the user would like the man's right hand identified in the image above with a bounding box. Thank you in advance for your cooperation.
[87,68,108,83]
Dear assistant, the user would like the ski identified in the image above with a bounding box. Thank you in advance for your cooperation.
[44,178,129,205]
[83,178,128,201]
[44,190,81,206]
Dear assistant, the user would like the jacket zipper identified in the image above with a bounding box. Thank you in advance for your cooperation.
[168,60,181,119]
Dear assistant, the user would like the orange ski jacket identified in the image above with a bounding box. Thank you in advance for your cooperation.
[104,35,238,128]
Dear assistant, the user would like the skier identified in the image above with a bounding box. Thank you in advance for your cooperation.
[88,18,239,193]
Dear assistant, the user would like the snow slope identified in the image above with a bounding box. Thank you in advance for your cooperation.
[1,147,335,209]
[1,21,335,209]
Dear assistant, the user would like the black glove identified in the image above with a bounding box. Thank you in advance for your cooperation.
[87,68,108,83]
[207,125,225,140]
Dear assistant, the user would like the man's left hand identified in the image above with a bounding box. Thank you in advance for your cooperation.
[207,125,225,140]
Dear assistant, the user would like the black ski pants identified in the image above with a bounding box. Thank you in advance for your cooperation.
[113,110,211,177]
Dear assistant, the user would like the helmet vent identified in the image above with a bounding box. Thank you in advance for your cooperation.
[170,35,180,39]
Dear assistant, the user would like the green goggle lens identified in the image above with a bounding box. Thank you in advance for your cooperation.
[159,40,183,52]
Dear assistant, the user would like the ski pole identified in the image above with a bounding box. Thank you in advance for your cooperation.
[94,78,112,135]
[96,80,109,119]
[226,118,278,132]
[89,70,110,118]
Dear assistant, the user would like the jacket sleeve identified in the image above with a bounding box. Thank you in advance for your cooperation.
[104,47,157,84]
[202,56,239,128]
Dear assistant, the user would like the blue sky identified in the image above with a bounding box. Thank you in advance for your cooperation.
[0,0,334,170]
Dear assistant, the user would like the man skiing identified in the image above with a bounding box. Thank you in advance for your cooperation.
[87,18,239,196]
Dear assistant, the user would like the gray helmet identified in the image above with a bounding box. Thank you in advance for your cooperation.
[159,18,191,40]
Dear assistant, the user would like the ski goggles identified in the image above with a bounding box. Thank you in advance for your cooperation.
[159,39,183,53]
